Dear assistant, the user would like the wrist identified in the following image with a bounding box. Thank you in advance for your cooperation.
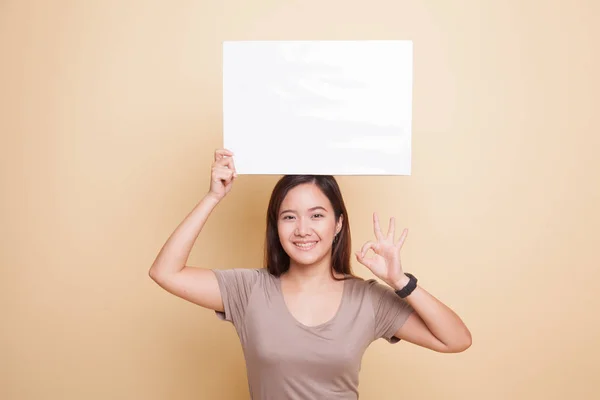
[204,192,223,204]
[391,275,411,291]
[392,273,418,298]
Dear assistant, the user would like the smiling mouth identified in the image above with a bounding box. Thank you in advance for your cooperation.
[294,241,318,251]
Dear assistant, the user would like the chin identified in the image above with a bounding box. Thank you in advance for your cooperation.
[285,242,330,266]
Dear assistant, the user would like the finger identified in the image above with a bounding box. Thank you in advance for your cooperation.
[215,156,237,178]
[360,241,377,258]
[213,166,234,177]
[229,156,237,178]
[387,217,396,241]
[214,148,234,162]
[395,228,409,248]
[373,213,384,241]
[216,154,235,170]
[218,174,234,187]
[213,167,234,183]
[355,251,373,269]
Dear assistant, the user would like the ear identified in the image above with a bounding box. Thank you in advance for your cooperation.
[335,214,344,235]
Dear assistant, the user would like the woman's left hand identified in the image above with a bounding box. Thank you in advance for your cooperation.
[355,213,409,288]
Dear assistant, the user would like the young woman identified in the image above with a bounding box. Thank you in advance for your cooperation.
[149,148,471,399]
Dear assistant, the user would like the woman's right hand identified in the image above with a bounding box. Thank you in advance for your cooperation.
[207,148,237,201]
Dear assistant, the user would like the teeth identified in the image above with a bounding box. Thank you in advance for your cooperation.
[295,242,317,249]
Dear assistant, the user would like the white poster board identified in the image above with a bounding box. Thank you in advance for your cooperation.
[223,40,413,175]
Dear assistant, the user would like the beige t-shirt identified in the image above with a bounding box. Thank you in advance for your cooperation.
[213,268,414,400]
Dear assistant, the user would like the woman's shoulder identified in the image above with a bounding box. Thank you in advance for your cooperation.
[213,267,269,287]
[344,274,376,286]
[345,275,391,297]
[217,267,269,274]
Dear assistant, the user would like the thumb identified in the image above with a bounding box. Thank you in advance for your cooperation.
[355,251,371,268]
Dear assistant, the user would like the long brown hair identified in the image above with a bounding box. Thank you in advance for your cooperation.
[264,175,359,281]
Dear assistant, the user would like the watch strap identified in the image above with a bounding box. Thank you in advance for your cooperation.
[394,273,417,298]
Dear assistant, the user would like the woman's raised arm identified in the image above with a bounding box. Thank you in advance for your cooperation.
[148,149,236,311]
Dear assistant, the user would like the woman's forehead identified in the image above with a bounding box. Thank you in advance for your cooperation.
[280,184,331,209]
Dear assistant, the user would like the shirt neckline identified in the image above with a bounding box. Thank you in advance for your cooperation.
[275,274,348,330]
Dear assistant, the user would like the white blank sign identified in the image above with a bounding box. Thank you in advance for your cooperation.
[223,40,413,175]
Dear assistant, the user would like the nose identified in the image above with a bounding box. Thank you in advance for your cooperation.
[294,216,311,236]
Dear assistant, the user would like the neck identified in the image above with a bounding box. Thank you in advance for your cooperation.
[285,254,344,291]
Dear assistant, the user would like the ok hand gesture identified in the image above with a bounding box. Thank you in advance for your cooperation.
[355,213,409,288]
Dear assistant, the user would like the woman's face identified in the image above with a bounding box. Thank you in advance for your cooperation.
[277,183,343,267]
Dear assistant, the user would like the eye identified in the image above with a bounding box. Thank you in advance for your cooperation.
[282,215,295,220]
[312,213,324,218]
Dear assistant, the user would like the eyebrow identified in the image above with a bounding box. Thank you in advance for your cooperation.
[279,206,328,216]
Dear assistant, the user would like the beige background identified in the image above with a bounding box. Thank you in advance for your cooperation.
[1,1,598,399]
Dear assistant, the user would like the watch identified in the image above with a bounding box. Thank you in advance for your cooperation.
[394,273,418,298]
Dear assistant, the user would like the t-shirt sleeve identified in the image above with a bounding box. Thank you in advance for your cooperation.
[368,279,415,344]
[212,268,261,329]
